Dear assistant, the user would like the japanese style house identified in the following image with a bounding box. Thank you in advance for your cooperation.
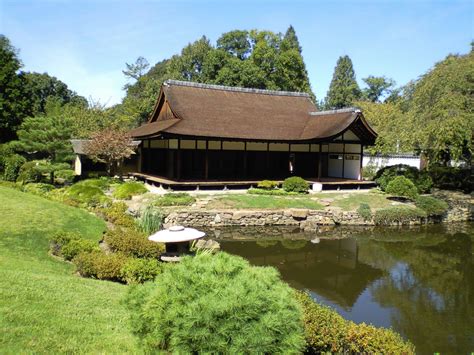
[128,80,377,187]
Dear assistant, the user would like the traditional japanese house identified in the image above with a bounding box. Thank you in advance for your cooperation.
[128,80,377,187]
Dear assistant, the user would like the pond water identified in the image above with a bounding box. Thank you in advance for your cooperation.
[210,223,474,354]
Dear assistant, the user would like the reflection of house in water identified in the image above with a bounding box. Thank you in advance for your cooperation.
[220,238,384,309]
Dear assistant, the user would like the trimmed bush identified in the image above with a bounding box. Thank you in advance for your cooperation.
[66,183,109,207]
[357,203,372,221]
[3,154,26,181]
[257,180,279,190]
[75,177,113,190]
[49,232,81,256]
[55,169,75,184]
[73,251,129,282]
[0,143,14,173]
[428,166,472,193]
[295,291,415,354]
[61,238,100,261]
[104,228,164,258]
[113,181,147,200]
[151,192,195,206]
[22,183,55,196]
[282,176,308,193]
[375,164,432,193]
[121,258,162,284]
[386,176,419,200]
[248,188,295,196]
[138,205,163,234]
[374,207,427,225]
[124,252,305,353]
[97,202,136,228]
[415,195,449,217]
[17,161,43,184]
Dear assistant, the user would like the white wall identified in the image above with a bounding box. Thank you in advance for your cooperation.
[363,155,421,170]
[344,155,361,179]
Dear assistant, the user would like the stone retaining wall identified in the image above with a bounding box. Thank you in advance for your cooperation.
[433,190,473,223]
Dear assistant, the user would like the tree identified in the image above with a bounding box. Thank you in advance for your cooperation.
[281,25,302,53]
[325,55,361,109]
[216,30,251,60]
[11,98,74,163]
[0,35,31,143]
[362,76,395,102]
[84,128,135,176]
[123,56,150,81]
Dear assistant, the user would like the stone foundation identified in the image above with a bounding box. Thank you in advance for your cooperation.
[432,190,473,223]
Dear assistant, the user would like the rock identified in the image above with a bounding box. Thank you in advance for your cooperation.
[290,209,308,219]
[214,214,221,223]
[195,239,221,252]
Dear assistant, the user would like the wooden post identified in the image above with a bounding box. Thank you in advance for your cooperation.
[204,140,209,180]
[342,143,345,179]
[176,139,181,180]
[359,144,363,181]
[318,144,322,180]
[243,142,248,179]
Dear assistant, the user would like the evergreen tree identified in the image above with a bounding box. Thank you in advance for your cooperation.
[0,35,31,143]
[325,55,361,109]
[281,25,302,53]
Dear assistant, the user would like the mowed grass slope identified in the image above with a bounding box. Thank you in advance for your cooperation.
[0,187,138,353]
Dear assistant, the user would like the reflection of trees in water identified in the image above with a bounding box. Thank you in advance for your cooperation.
[367,233,474,354]
[280,239,307,250]
[256,240,279,248]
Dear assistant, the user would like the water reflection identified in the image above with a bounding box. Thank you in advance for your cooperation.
[213,223,474,354]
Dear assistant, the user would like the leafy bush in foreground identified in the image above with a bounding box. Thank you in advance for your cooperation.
[386,176,419,200]
[295,291,415,354]
[50,232,81,256]
[74,251,128,282]
[282,176,308,193]
[17,161,43,184]
[113,181,147,200]
[415,195,449,217]
[374,207,427,225]
[257,180,279,190]
[104,228,164,258]
[124,252,305,353]
[61,238,100,261]
[97,202,136,228]
[151,192,195,206]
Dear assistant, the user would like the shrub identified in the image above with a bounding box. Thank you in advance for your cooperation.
[61,238,100,261]
[375,164,432,193]
[73,251,129,282]
[121,258,162,284]
[357,203,372,221]
[104,228,164,258]
[257,180,279,190]
[66,183,109,207]
[17,161,43,184]
[386,176,419,200]
[415,195,449,217]
[374,207,427,225]
[428,166,472,193]
[124,252,305,353]
[138,205,163,234]
[282,176,308,193]
[0,143,14,173]
[98,202,136,228]
[49,232,81,256]
[151,192,195,206]
[295,291,415,354]
[22,183,55,196]
[75,177,116,190]
[55,169,75,184]
[362,163,378,180]
[113,181,147,200]
[247,188,294,196]
[3,154,26,181]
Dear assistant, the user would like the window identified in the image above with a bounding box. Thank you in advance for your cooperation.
[329,154,343,160]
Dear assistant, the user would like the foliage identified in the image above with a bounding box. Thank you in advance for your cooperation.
[22,182,55,196]
[97,202,136,229]
[113,181,147,199]
[0,35,31,143]
[124,252,305,353]
[325,55,361,109]
[414,196,449,217]
[357,203,372,221]
[374,207,427,225]
[49,231,81,256]
[385,176,419,200]
[16,160,43,183]
[362,75,395,102]
[375,164,432,193]
[73,251,128,282]
[54,169,75,184]
[84,128,135,176]
[123,56,150,83]
[3,154,26,181]
[120,258,161,285]
[428,166,472,193]
[151,192,196,206]
[361,162,378,180]
[248,188,295,196]
[0,143,15,172]
[282,176,308,193]
[65,183,109,207]
[75,177,114,190]
[294,291,415,354]
[61,238,100,261]
[103,228,164,258]
[138,205,163,235]
[257,180,279,189]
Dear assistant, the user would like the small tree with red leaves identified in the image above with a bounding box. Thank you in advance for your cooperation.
[84,128,135,177]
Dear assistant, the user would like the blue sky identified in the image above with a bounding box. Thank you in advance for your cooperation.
[1,0,472,106]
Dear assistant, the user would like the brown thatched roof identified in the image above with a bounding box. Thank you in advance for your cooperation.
[129,80,377,143]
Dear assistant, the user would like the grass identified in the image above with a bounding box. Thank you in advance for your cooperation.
[0,186,139,353]
[330,192,394,211]
[207,194,324,210]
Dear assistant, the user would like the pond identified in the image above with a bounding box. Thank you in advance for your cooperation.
[209,223,474,354]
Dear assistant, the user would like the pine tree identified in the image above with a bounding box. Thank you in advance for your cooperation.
[281,25,302,53]
[325,55,361,109]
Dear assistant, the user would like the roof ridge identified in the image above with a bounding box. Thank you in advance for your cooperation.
[164,79,311,98]
[308,107,360,116]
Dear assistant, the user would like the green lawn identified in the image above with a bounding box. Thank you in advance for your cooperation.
[329,192,394,211]
[0,186,139,353]
[206,194,324,210]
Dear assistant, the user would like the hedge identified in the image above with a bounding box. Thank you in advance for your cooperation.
[374,207,427,225]
[282,176,308,193]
